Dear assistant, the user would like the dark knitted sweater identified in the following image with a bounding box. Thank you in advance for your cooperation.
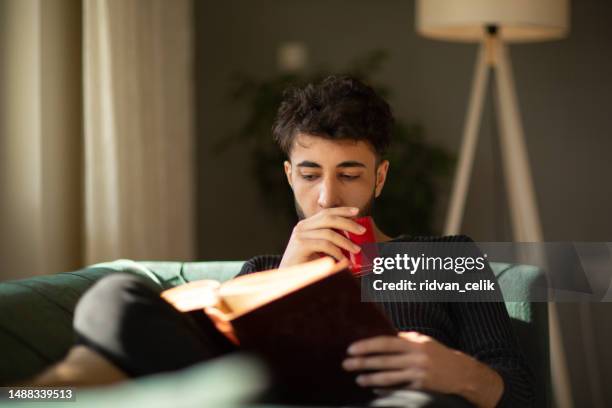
[238,234,534,408]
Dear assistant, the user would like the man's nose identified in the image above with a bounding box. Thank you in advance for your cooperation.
[317,177,341,209]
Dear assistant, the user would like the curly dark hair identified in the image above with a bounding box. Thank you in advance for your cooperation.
[272,75,394,159]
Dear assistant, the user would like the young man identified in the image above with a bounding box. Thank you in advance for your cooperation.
[29,76,533,408]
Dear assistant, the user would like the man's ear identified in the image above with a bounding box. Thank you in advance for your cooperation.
[374,160,389,198]
[284,160,293,189]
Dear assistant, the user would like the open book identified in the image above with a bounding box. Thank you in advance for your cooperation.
[161,257,397,405]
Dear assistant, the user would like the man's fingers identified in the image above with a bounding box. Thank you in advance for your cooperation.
[348,336,414,355]
[343,353,425,371]
[355,368,424,387]
[301,229,361,254]
[399,331,431,344]
[307,215,366,235]
[315,207,360,217]
[304,238,347,261]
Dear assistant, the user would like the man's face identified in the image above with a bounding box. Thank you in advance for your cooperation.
[284,133,389,220]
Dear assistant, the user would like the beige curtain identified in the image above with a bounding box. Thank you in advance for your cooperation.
[0,0,83,280]
[83,0,194,264]
[0,0,195,280]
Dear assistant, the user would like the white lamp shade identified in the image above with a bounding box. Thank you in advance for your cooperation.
[416,0,570,43]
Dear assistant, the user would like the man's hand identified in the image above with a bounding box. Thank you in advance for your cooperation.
[279,207,366,268]
[342,332,504,408]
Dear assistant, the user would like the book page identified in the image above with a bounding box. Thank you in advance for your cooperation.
[161,279,221,312]
[219,257,349,316]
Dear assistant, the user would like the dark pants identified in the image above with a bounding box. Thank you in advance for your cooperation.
[73,273,473,407]
[73,273,236,377]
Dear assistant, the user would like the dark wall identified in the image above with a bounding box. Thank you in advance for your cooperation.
[194,1,612,405]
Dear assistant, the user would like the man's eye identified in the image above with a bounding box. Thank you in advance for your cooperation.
[301,174,319,181]
[340,174,360,180]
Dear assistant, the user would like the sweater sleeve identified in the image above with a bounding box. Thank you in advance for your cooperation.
[440,235,535,407]
[449,300,535,407]
[237,254,283,277]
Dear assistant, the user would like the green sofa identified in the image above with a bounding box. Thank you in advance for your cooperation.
[0,260,549,407]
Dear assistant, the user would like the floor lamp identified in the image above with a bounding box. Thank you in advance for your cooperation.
[415,1,572,407]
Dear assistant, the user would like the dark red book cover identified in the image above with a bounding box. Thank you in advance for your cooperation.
[229,269,397,405]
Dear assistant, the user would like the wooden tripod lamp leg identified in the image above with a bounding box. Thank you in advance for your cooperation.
[444,41,490,235]
[493,40,543,242]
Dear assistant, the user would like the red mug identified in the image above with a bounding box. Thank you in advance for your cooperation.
[338,216,377,275]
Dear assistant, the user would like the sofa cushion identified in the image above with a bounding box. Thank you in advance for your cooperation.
[72,353,268,408]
